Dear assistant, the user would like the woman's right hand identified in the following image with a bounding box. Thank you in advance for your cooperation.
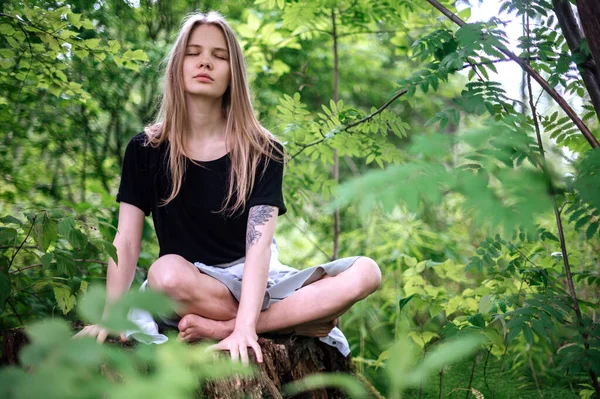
[73,324,127,344]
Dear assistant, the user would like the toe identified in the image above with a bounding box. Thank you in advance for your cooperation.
[178,315,191,332]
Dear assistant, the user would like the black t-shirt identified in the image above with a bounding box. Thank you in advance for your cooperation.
[116,132,286,265]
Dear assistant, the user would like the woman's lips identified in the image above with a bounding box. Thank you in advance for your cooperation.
[193,73,214,81]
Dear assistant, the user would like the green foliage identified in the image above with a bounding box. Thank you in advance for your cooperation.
[0,289,251,399]
[1,0,599,397]
[0,210,117,315]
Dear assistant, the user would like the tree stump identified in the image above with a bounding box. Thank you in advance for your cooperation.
[1,328,356,398]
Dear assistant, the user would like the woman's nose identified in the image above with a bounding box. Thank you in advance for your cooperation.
[197,59,212,69]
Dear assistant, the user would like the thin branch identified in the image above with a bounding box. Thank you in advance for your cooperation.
[282,215,331,260]
[10,259,108,274]
[0,12,112,67]
[425,0,600,149]
[337,29,399,38]
[8,217,35,269]
[7,298,24,326]
[346,89,408,130]
[466,354,477,399]
[289,89,408,160]
[525,14,600,394]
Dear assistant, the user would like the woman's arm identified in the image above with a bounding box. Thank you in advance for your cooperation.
[236,205,278,329]
[105,202,145,311]
[213,204,278,364]
[76,202,145,342]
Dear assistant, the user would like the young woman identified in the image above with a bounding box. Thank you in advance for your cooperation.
[76,11,381,365]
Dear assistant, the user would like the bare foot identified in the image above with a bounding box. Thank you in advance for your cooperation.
[292,318,338,338]
[177,314,234,343]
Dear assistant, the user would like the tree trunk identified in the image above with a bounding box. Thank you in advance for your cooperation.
[1,328,358,398]
[553,0,600,121]
[576,0,600,83]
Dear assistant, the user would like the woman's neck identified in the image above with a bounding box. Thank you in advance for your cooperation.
[185,95,227,141]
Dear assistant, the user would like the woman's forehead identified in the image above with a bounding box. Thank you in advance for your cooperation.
[187,24,228,49]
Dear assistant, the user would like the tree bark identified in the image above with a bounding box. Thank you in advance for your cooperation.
[576,0,600,83]
[554,0,600,121]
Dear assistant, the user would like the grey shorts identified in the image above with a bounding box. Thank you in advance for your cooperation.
[127,241,361,357]
[193,240,361,312]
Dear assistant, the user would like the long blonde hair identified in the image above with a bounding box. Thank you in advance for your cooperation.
[144,11,284,216]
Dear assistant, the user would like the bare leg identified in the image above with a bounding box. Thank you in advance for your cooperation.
[178,257,381,341]
[147,254,238,321]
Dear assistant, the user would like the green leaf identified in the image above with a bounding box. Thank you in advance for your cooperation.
[73,49,89,59]
[408,334,487,382]
[107,40,121,53]
[84,38,101,50]
[54,253,74,276]
[0,24,15,36]
[468,313,486,328]
[523,324,533,347]
[77,284,105,324]
[507,324,523,342]
[0,227,17,245]
[123,49,149,62]
[479,295,492,315]
[58,216,75,237]
[37,219,58,252]
[99,240,118,264]
[80,19,95,30]
[67,13,81,27]
[0,215,22,226]
[41,252,53,269]
[457,8,471,22]
[53,284,77,314]
[399,294,416,311]
[68,228,88,250]
[585,221,598,240]
[25,319,71,348]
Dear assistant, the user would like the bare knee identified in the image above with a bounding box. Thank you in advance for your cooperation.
[147,254,189,296]
[351,257,382,300]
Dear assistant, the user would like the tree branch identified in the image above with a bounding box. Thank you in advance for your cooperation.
[9,259,108,274]
[289,89,408,161]
[425,0,600,149]
[8,218,35,269]
[525,15,600,396]
[552,0,600,122]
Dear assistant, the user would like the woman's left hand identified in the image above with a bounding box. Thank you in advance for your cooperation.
[210,327,263,365]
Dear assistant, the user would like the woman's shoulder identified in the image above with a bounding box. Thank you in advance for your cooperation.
[124,131,167,168]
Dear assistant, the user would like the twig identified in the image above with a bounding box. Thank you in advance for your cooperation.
[8,217,36,269]
[7,298,24,326]
[466,353,477,399]
[282,214,331,259]
[528,351,544,399]
[0,12,112,67]
[289,89,408,161]
[425,0,599,149]
[483,345,493,393]
[492,343,509,399]
[10,259,108,274]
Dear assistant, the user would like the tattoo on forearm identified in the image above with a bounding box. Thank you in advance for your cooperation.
[246,205,276,249]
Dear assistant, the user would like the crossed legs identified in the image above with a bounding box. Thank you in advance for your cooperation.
[147,255,382,341]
